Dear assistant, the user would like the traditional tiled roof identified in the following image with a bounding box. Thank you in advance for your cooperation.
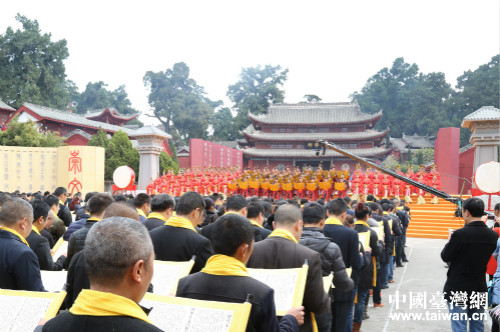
[213,141,239,149]
[65,129,92,140]
[243,128,388,142]
[249,102,382,125]
[242,146,392,158]
[459,144,474,154]
[85,108,138,121]
[390,134,434,152]
[19,103,170,139]
[0,100,15,111]
[21,102,135,135]
[133,125,171,138]
[462,106,500,127]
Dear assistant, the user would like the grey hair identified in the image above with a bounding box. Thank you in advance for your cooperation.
[0,197,33,226]
[84,217,153,283]
[274,204,302,226]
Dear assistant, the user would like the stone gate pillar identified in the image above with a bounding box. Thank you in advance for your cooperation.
[134,126,171,190]
[461,106,500,181]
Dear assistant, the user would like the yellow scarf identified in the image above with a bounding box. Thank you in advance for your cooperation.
[201,254,249,277]
[70,289,152,324]
[87,217,101,222]
[249,219,263,228]
[224,211,240,215]
[59,200,66,206]
[354,220,371,228]
[0,226,29,246]
[146,212,167,222]
[32,227,41,235]
[325,217,344,226]
[268,229,298,244]
[136,209,147,219]
[382,211,390,216]
[165,216,196,232]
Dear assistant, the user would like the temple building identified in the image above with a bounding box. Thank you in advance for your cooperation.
[389,133,436,162]
[240,102,393,170]
[8,102,172,154]
[0,99,16,124]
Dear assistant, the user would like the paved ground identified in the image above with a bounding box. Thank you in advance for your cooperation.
[361,237,492,332]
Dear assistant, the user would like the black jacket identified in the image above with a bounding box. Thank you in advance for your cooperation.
[177,273,299,332]
[202,218,270,243]
[0,229,45,291]
[141,217,165,232]
[64,250,89,309]
[64,215,89,241]
[67,219,99,266]
[354,223,382,289]
[58,203,73,227]
[441,220,498,303]
[299,227,354,293]
[42,310,163,332]
[26,229,66,271]
[41,228,54,249]
[247,236,330,332]
[149,225,213,273]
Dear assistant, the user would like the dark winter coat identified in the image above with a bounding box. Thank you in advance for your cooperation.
[299,227,354,293]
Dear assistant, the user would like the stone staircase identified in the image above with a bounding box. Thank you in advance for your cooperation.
[406,195,470,239]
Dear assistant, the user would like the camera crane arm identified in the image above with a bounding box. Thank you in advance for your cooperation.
[317,140,462,206]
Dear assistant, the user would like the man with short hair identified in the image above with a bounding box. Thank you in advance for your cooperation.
[27,200,66,270]
[202,195,267,242]
[323,198,367,332]
[150,192,213,273]
[247,205,330,332]
[441,197,498,332]
[0,197,45,291]
[177,213,303,332]
[53,187,72,227]
[41,209,55,248]
[133,193,151,222]
[142,194,175,231]
[64,201,141,309]
[44,195,67,243]
[67,193,114,265]
[42,217,162,332]
[299,202,355,332]
[246,201,272,241]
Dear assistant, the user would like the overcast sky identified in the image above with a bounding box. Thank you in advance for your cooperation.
[1,0,499,125]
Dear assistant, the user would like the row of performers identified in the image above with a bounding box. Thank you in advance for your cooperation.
[146,167,241,196]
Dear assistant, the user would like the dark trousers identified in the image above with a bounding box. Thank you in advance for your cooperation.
[373,268,382,304]
[315,310,332,332]
[401,228,408,260]
[395,236,403,265]
[331,301,351,332]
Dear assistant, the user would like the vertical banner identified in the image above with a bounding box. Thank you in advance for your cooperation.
[56,146,105,196]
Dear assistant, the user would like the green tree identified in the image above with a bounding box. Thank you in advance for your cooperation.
[422,148,435,164]
[0,14,70,109]
[407,148,412,163]
[76,82,138,115]
[105,131,140,181]
[416,149,424,165]
[227,65,288,131]
[159,151,179,174]
[303,94,322,103]
[448,55,499,146]
[210,107,238,141]
[87,127,109,149]
[351,58,452,138]
[0,117,64,147]
[168,140,178,165]
[144,62,214,141]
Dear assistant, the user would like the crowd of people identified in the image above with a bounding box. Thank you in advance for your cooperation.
[147,164,443,204]
[0,185,499,332]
